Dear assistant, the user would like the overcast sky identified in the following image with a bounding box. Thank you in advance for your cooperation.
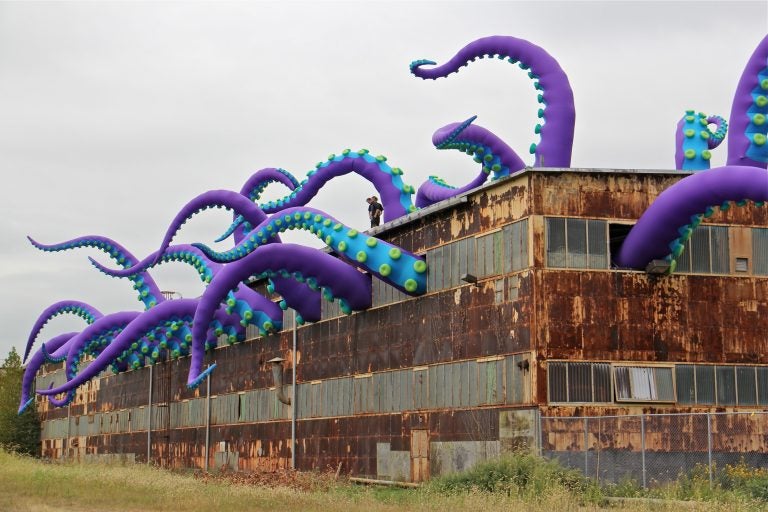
[1,1,766,362]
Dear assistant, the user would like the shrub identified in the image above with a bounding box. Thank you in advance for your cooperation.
[425,452,603,504]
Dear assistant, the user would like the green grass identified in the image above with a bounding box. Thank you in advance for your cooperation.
[1,449,766,512]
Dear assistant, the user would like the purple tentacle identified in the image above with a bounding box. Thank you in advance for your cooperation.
[416,117,526,208]
[58,311,141,388]
[27,235,163,308]
[256,151,416,222]
[188,244,371,387]
[18,332,77,413]
[91,244,223,284]
[24,300,103,362]
[727,35,768,168]
[95,190,272,278]
[240,168,299,203]
[410,35,575,168]
[39,301,199,397]
[616,166,768,269]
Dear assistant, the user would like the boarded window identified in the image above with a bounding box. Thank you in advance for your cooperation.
[546,218,566,268]
[503,219,529,272]
[546,217,608,269]
[758,367,768,406]
[736,366,757,406]
[476,231,503,278]
[695,365,716,404]
[675,365,695,404]
[547,361,611,403]
[676,225,730,274]
[614,366,675,402]
[426,237,475,291]
[716,366,737,405]
[753,228,768,275]
[320,295,342,320]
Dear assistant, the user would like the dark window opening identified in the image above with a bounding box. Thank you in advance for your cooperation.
[609,223,634,268]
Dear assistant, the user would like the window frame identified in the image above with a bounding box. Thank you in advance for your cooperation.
[613,364,676,403]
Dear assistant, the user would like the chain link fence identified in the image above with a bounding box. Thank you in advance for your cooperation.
[540,411,768,488]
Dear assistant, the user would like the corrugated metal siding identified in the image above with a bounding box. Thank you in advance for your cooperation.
[41,418,68,439]
[36,369,67,391]
[211,394,239,424]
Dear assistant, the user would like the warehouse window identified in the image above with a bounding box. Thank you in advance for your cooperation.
[548,361,612,403]
[546,217,608,269]
[614,366,675,402]
[753,228,768,275]
[675,225,729,274]
[503,219,529,272]
[372,279,409,308]
[676,364,766,406]
[476,230,503,277]
[426,236,475,291]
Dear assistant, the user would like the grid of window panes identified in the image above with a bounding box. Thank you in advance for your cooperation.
[426,219,529,291]
[372,279,409,308]
[548,361,612,403]
[320,296,343,320]
[674,225,730,274]
[427,235,476,291]
[753,228,768,275]
[676,365,768,406]
[545,218,609,269]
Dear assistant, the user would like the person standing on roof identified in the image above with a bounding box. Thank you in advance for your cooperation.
[368,196,383,228]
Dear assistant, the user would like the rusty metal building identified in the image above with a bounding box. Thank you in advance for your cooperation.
[35,167,768,481]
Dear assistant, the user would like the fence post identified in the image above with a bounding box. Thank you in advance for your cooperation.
[640,414,646,489]
[707,412,713,488]
[584,417,589,476]
[537,412,543,457]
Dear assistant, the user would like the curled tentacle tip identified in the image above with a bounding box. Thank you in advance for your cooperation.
[187,363,217,389]
[18,397,34,415]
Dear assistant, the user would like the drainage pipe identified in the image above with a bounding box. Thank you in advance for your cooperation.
[291,309,297,470]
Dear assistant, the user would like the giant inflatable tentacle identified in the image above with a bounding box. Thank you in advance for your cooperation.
[241,168,301,203]
[250,150,417,222]
[94,190,272,278]
[675,112,728,171]
[269,277,321,324]
[727,35,768,168]
[24,300,103,362]
[39,301,199,397]
[28,235,162,308]
[187,244,372,388]
[416,116,526,208]
[91,244,223,285]
[18,332,77,413]
[616,165,768,270]
[58,312,140,388]
[223,167,302,242]
[410,35,575,168]
[194,206,427,295]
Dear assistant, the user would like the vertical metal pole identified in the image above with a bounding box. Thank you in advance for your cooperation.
[640,414,646,489]
[291,309,297,470]
[66,403,71,461]
[204,372,211,472]
[537,411,543,457]
[584,417,589,476]
[147,364,153,465]
[707,413,713,488]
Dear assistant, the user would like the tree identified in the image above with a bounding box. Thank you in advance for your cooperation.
[0,347,41,456]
